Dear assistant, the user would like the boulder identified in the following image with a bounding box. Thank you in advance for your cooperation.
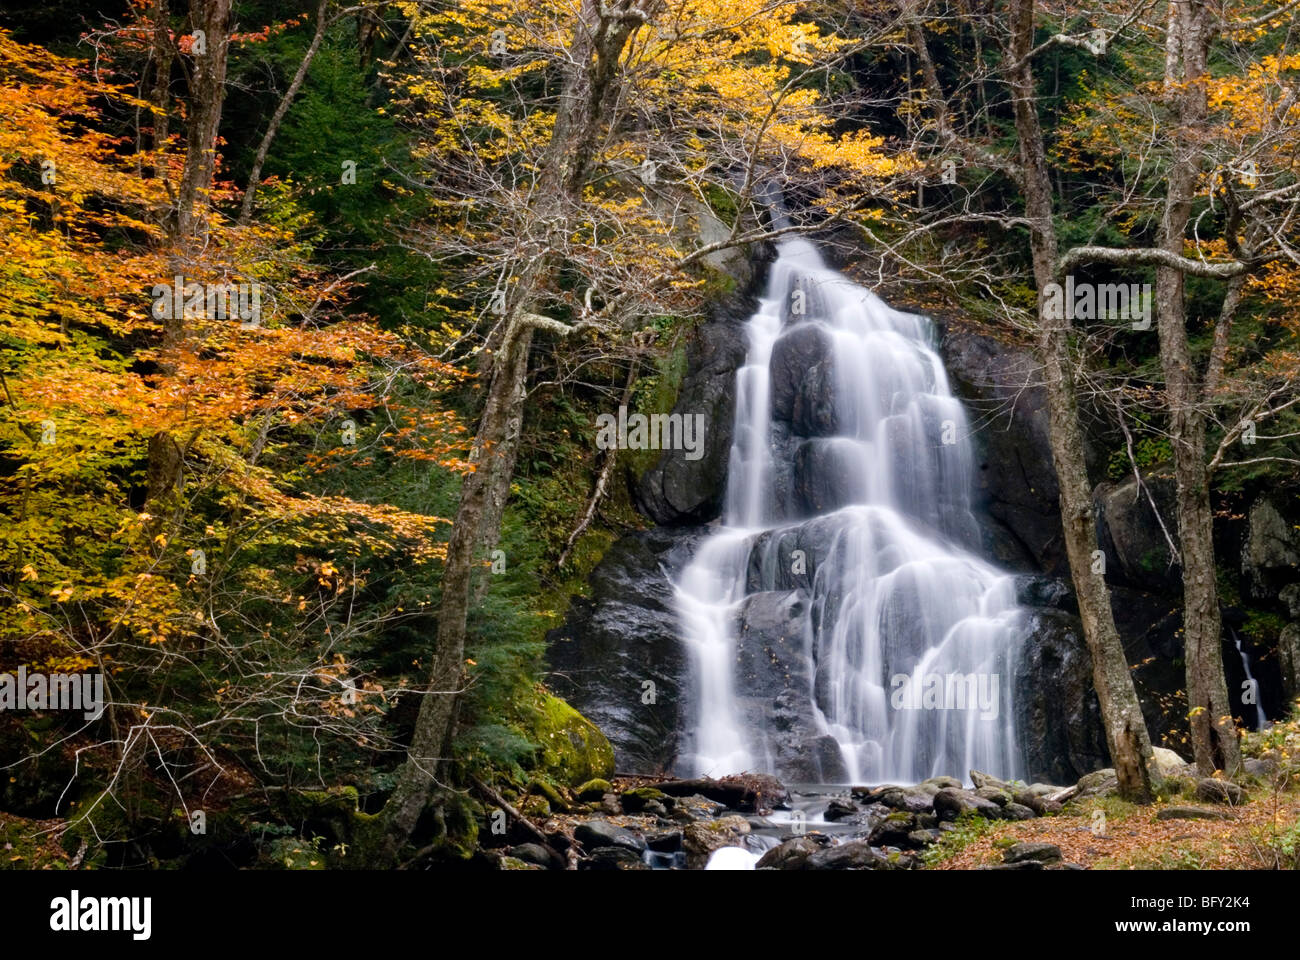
[579,846,650,870]
[1002,803,1038,820]
[619,787,669,814]
[574,820,646,854]
[806,840,886,870]
[520,689,615,788]
[824,798,858,822]
[683,815,751,869]
[1195,778,1245,805]
[1074,768,1119,800]
[575,779,613,802]
[1004,841,1062,864]
[933,787,1004,821]
[1152,747,1194,779]
[879,787,937,813]
[869,812,919,847]
[509,843,562,870]
[756,835,826,870]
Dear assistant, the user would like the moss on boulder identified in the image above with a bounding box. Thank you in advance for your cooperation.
[521,687,615,787]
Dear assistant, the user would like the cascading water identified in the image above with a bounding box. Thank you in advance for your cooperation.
[1230,628,1270,730]
[674,237,1028,784]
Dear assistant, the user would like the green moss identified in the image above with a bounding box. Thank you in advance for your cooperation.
[575,778,613,801]
[499,855,545,870]
[519,687,615,787]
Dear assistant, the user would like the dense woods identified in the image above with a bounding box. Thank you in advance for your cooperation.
[2,0,1300,875]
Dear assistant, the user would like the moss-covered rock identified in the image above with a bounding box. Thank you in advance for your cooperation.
[521,687,615,787]
[520,795,551,818]
[575,778,613,801]
[620,786,668,813]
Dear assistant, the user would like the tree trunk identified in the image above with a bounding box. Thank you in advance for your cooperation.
[382,322,534,845]
[174,0,231,245]
[1157,0,1241,775]
[145,0,232,515]
[376,0,657,859]
[1006,0,1155,800]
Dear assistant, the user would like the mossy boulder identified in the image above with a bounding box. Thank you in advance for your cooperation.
[575,778,614,801]
[522,688,615,787]
[620,787,668,813]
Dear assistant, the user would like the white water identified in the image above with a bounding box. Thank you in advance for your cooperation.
[1231,629,1270,730]
[674,238,1027,784]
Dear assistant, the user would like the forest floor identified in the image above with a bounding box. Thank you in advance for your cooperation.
[929,785,1300,869]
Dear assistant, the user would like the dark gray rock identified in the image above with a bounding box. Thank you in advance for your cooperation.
[806,840,885,870]
[933,787,1003,820]
[574,820,646,854]
[756,835,828,870]
[868,812,919,847]
[879,787,936,813]
[1074,768,1119,799]
[1014,608,1110,783]
[1093,472,1181,593]
[824,798,858,822]
[1195,778,1245,805]
[578,846,650,870]
[938,323,1072,576]
[769,324,839,437]
[509,843,562,870]
[1002,802,1038,820]
[727,590,849,783]
[1004,841,1062,864]
[547,526,703,773]
[635,278,766,526]
[1014,575,1077,611]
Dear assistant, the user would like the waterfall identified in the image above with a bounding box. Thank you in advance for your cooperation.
[674,237,1028,784]
[1230,628,1270,730]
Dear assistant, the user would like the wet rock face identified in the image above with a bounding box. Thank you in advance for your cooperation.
[546,526,706,774]
[769,323,838,437]
[635,261,770,526]
[1014,608,1109,783]
[730,592,849,783]
[1093,473,1182,593]
[938,322,1071,576]
[1244,495,1300,599]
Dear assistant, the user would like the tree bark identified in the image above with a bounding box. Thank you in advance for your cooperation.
[377,0,661,859]
[1005,0,1155,800]
[147,0,232,514]
[1157,0,1241,775]
[382,321,535,845]
[174,0,232,245]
